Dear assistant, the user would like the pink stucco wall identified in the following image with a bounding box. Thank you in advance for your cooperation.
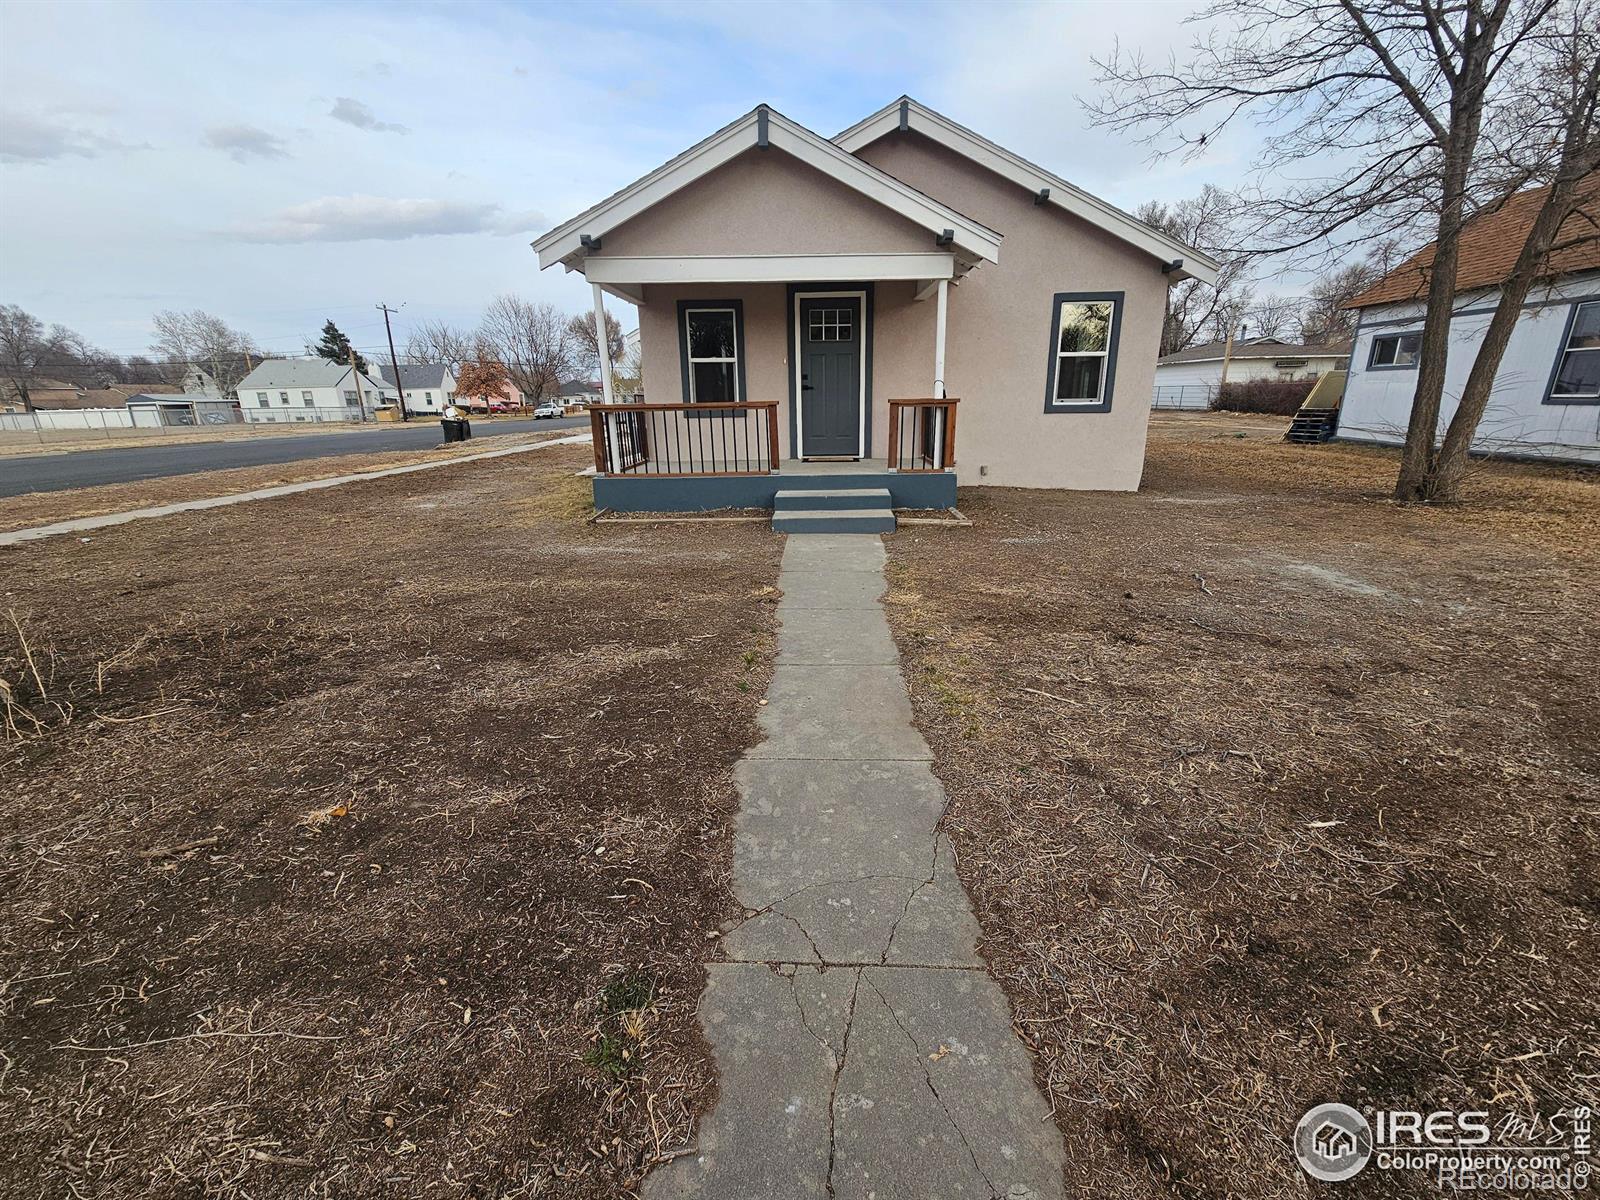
[612,134,1170,489]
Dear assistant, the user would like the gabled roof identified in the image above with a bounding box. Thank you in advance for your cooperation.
[237,358,365,391]
[1158,338,1351,365]
[376,362,453,390]
[834,97,1221,286]
[1347,172,1600,309]
[558,378,603,396]
[532,104,1003,273]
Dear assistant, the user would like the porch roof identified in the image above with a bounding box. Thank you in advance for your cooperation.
[584,252,958,302]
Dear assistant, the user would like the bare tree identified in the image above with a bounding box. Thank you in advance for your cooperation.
[477,296,573,405]
[1090,0,1595,501]
[1136,187,1253,355]
[150,310,260,399]
[1247,293,1301,339]
[566,309,625,376]
[1298,248,1397,342]
[404,319,475,372]
[0,305,77,412]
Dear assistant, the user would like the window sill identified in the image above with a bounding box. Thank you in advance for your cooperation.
[1543,394,1600,406]
[1043,398,1112,414]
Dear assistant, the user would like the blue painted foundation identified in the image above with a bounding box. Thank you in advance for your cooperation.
[593,469,956,513]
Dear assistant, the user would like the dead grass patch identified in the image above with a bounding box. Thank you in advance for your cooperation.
[886,418,1600,1198]
[0,444,782,1198]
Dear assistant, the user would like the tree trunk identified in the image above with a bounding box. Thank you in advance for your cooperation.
[1428,182,1587,500]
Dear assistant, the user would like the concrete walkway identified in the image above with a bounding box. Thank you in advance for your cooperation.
[647,535,1064,1199]
[0,433,591,547]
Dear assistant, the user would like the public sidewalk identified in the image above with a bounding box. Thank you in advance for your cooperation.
[646,534,1065,1199]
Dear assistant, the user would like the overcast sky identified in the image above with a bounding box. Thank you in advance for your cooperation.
[0,0,1259,361]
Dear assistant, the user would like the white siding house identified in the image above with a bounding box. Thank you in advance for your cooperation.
[374,363,457,415]
[237,359,387,423]
[1341,275,1600,464]
[1339,176,1600,466]
[1154,339,1350,409]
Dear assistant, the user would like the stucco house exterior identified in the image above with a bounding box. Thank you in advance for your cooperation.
[532,98,1217,516]
[375,363,456,415]
[237,359,386,423]
[1154,338,1351,409]
[1339,174,1600,465]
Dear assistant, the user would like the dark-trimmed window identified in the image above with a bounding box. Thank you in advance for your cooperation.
[678,301,745,404]
[1368,332,1421,369]
[1549,300,1600,403]
[1044,292,1122,412]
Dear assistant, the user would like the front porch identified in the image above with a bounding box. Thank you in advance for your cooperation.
[587,399,958,512]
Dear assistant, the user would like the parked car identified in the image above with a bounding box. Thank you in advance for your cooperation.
[533,400,564,419]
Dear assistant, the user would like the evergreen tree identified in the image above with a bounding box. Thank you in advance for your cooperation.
[313,319,366,375]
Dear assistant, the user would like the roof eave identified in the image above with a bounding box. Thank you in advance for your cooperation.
[834,97,1221,287]
[533,105,1002,274]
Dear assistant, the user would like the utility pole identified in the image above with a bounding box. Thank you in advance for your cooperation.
[1218,320,1247,397]
[377,302,408,421]
[347,346,366,423]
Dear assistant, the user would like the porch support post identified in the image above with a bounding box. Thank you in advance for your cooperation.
[933,278,949,467]
[592,281,616,405]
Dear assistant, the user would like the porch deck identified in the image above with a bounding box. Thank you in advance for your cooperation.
[589,400,958,513]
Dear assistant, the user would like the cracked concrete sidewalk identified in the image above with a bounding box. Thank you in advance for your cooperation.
[646,534,1064,1200]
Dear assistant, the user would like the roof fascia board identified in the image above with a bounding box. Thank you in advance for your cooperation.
[836,98,1222,286]
[585,252,957,285]
[534,107,1000,272]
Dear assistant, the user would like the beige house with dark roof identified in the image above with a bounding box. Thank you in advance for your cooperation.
[533,98,1218,517]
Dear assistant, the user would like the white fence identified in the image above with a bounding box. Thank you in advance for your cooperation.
[1152,385,1214,411]
[0,408,137,432]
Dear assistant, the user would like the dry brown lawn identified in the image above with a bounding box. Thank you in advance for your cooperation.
[885,416,1599,1198]
[0,443,781,1198]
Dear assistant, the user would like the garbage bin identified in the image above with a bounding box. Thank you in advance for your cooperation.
[441,417,472,443]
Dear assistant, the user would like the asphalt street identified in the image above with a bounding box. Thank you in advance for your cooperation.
[0,415,589,498]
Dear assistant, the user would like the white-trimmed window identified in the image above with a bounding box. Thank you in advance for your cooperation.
[256,392,269,408]
[1047,295,1119,408]
[1369,332,1421,368]
[343,389,358,404]
[279,391,289,405]
[682,305,741,403]
[1550,300,1600,401]
[302,390,314,406]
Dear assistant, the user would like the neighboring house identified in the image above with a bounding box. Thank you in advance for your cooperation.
[375,362,457,415]
[558,378,603,406]
[180,365,222,395]
[1340,174,1600,465]
[1154,338,1350,408]
[236,359,386,423]
[1,381,185,412]
[533,97,1217,515]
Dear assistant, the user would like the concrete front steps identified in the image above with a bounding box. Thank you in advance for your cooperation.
[771,487,895,533]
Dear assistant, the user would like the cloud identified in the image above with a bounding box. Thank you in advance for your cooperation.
[203,124,290,162]
[233,195,546,243]
[329,97,407,134]
[0,111,143,163]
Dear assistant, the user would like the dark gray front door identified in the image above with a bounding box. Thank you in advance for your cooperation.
[799,297,861,457]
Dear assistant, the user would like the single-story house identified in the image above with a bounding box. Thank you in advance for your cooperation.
[532,97,1217,516]
[375,362,457,415]
[1339,173,1600,465]
[1154,338,1350,409]
[237,359,387,423]
[558,378,603,407]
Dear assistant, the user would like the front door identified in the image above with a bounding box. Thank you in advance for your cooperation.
[798,296,861,457]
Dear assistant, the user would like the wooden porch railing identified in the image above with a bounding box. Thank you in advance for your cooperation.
[589,401,781,477]
[887,399,958,472]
